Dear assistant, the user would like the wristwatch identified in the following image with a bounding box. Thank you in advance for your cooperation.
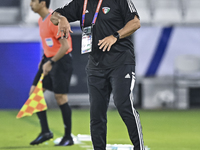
[113,31,120,41]
[49,59,55,65]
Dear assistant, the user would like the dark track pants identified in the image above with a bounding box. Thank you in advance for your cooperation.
[86,65,144,150]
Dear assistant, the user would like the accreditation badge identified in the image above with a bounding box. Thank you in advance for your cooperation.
[81,26,92,54]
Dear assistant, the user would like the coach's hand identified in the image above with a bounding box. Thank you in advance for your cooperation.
[98,35,117,52]
[57,16,73,39]
[43,61,52,76]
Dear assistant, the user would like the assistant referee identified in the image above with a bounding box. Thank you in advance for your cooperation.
[51,0,144,150]
[29,0,73,146]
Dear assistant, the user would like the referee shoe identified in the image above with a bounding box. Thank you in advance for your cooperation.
[30,132,53,145]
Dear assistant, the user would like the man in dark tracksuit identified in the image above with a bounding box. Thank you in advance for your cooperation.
[51,0,144,150]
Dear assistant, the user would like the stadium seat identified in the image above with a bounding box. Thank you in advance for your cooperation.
[0,7,20,24]
[133,0,152,24]
[151,0,183,25]
[183,0,200,24]
[174,55,200,109]
[20,0,39,25]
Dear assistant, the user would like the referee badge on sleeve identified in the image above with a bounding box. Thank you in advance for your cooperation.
[45,38,54,47]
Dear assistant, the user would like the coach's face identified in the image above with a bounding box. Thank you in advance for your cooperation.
[30,0,44,13]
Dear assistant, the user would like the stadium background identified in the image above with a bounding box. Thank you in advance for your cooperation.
[0,1,200,150]
[1,0,200,109]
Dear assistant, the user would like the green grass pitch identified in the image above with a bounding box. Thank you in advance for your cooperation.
[0,109,199,150]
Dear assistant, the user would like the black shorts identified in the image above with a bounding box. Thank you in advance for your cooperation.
[32,54,73,94]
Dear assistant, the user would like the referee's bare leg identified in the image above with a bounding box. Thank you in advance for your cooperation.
[55,93,68,105]
[54,93,73,146]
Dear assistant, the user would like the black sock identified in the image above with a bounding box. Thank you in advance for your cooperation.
[36,110,50,133]
[59,103,72,139]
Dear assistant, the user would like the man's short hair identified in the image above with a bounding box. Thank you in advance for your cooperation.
[39,0,50,8]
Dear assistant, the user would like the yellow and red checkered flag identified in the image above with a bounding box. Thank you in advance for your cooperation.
[16,74,47,118]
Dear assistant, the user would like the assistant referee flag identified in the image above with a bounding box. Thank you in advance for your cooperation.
[16,74,47,118]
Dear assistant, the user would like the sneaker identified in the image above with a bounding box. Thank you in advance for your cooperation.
[55,137,74,146]
[30,132,53,145]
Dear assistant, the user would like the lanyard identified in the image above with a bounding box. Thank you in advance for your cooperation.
[82,0,103,27]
